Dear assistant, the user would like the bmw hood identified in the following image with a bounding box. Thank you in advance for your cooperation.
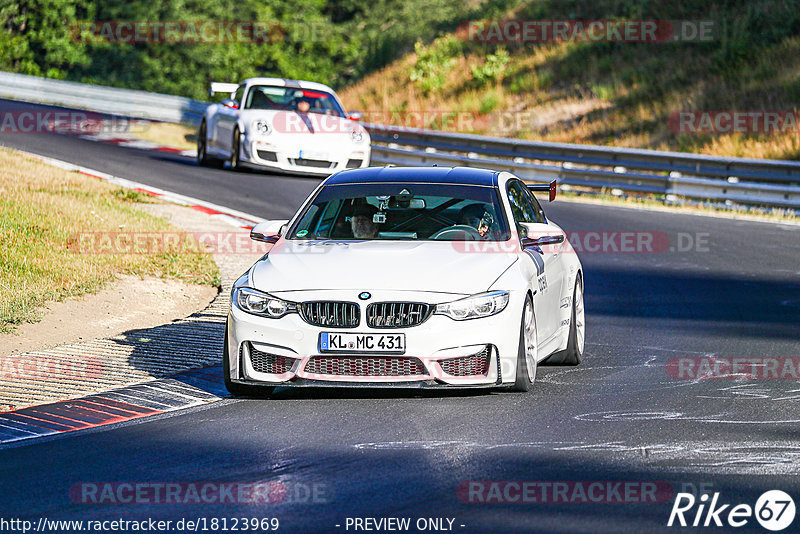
[249,240,517,295]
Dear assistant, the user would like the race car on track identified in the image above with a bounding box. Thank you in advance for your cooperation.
[198,78,370,175]
[224,166,584,395]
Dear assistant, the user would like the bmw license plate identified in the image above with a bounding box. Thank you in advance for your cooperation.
[320,333,405,353]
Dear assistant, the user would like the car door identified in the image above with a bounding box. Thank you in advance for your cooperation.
[211,85,244,154]
[523,182,566,330]
[505,179,562,342]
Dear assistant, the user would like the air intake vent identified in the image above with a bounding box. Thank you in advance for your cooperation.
[366,302,432,328]
[304,356,426,377]
[256,150,278,162]
[440,346,492,377]
[291,158,333,168]
[301,301,360,328]
[249,344,295,374]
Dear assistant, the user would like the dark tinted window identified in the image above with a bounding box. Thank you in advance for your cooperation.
[289,182,510,241]
[523,185,547,223]
[233,85,245,106]
[506,180,538,224]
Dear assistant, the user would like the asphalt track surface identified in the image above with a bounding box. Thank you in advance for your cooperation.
[2,100,800,533]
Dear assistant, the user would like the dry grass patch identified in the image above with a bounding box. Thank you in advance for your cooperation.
[0,148,218,332]
[339,22,800,160]
[132,121,197,150]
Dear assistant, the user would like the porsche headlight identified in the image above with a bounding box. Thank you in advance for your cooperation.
[435,291,509,321]
[234,287,295,318]
[252,120,271,136]
[350,130,365,143]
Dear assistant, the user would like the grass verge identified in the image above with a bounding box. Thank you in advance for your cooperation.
[0,147,219,333]
[131,121,197,151]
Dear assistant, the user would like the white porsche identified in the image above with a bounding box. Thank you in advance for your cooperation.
[224,166,585,395]
[198,77,370,175]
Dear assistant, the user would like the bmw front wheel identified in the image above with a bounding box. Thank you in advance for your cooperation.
[512,295,537,392]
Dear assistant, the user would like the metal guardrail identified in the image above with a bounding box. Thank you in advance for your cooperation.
[364,124,800,209]
[2,70,798,209]
[0,71,209,125]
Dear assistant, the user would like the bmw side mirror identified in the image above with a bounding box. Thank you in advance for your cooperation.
[518,222,565,248]
[528,234,565,247]
[348,111,363,121]
[250,219,290,243]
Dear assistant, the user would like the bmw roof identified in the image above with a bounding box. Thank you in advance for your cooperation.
[325,166,501,187]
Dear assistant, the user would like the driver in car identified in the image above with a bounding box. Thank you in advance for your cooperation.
[296,98,312,113]
[458,203,495,238]
[350,203,380,239]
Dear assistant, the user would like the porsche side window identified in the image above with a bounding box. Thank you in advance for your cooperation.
[233,85,245,107]
[506,180,537,224]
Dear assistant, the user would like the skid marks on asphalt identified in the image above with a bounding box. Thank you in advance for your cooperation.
[537,343,709,393]
[353,439,800,474]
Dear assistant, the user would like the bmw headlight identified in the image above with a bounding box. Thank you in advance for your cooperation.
[350,130,365,143]
[435,291,509,321]
[252,120,271,136]
[234,287,295,318]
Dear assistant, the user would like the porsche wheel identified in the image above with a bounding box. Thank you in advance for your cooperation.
[197,121,223,168]
[229,128,244,171]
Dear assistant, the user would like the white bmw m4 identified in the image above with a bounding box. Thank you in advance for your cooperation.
[224,166,585,395]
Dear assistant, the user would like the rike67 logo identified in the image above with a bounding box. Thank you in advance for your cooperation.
[668,490,795,531]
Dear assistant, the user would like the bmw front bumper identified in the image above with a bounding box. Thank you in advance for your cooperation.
[226,290,526,388]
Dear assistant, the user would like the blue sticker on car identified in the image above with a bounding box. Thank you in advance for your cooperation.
[320,332,329,351]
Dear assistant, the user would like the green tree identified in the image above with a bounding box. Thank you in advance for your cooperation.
[0,0,92,78]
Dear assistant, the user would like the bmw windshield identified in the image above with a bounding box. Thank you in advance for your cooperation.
[289,182,510,241]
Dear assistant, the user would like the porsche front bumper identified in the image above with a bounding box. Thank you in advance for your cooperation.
[240,133,370,176]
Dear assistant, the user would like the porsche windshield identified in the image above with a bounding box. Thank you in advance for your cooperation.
[244,85,345,117]
[289,182,510,241]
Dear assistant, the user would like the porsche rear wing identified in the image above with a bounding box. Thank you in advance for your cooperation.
[527,180,557,201]
[208,82,239,96]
